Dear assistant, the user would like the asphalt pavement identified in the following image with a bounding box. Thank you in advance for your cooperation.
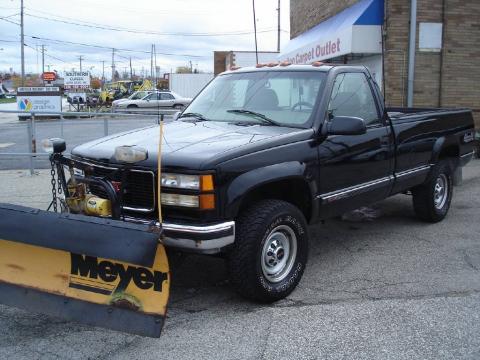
[0,161,479,359]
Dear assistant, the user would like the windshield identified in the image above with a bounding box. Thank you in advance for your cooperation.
[184,71,326,127]
[129,91,151,100]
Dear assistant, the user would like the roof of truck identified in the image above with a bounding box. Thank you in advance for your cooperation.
[221,63,367,75]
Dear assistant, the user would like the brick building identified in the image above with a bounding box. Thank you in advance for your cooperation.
[285,0,479,127]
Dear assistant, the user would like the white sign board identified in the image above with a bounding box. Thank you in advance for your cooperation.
[419,22,443,52]
[64,71,90,89]
[18,87,60,92]
[17,87,62,114]
[17,95,62,113]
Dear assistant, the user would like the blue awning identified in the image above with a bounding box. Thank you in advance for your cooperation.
[281,0,384,63]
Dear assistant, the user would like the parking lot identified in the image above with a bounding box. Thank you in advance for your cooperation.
[0,160,478,359]
[0,108,171,170]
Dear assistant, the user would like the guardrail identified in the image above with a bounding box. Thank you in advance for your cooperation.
[0,109,177,175]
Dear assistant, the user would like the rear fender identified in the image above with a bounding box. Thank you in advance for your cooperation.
[430,136,460,168]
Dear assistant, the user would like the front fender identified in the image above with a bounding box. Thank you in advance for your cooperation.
[224,161,317,219]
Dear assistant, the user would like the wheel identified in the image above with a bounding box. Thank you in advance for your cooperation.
[228,199,308,303]
[173,104,184,109]
[127,104,138,109]
[412,160,454,223]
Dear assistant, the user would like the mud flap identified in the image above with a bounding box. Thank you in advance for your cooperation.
[0,203,169,338]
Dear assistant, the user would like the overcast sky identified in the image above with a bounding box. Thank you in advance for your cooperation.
[0,0,290,78]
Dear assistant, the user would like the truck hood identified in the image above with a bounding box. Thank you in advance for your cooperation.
[71,120,313,170]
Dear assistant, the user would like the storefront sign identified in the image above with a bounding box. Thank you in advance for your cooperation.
[281,29,352,64]
[42,72,57,82]
[17,87,62,113]
[64,71,90,89]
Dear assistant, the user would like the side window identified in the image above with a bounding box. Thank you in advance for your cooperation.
[328,73,380,126]
[146,93,160,100]
[161,93,174,100]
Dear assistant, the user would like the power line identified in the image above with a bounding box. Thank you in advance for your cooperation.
[24,43,66,63]
[24,13,281,37]
[27,35,209,58]
[0,17,20,26]
[0,12,19,19]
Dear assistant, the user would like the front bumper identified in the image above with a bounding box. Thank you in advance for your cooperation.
[163,221,235,254]
[124,217,235,254]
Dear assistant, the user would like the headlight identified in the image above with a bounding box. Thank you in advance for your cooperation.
[161,173,213,191]
[161,193,215,209]
[114,145,148,163]
[42,138,66,154]
[161,193,199,208]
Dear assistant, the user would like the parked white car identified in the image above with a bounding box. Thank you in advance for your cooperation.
[112,91,192,110]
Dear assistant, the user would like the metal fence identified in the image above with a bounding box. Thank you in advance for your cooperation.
[0,109,177,175]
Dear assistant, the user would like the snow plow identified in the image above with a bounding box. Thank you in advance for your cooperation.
[0,136,170,338]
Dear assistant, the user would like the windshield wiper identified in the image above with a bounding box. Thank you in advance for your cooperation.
[226,109,281,126]
[178,112,208,121]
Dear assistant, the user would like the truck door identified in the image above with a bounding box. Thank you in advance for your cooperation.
[317,71,394,219]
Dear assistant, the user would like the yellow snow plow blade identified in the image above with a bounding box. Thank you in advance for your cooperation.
[0,203,169,338]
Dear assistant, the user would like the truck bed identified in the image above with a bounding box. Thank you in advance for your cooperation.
[387,107,471,121]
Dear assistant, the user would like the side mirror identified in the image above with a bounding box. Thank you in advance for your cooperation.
[172,111,181,121]
[326,116,366,136]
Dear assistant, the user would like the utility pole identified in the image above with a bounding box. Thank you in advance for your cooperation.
[111,48,115,81]
[78,55,84,72]
[41,45,45,74]
[150,44,154,79]
[277,0,281,52]
[101,60,105,83]
[153,44,157,87]
[20,0,25,86]
[189,60,193,73]
[129,57,133,79]
[252,0,258,64]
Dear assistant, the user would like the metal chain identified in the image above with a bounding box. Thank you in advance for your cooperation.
[50,158,58,213]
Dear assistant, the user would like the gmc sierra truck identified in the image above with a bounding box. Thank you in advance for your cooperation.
[52,64,475,303]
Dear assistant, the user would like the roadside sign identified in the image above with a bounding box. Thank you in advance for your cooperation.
[17,87,62,114]
[42,72,57,82]
[64,71,90,89]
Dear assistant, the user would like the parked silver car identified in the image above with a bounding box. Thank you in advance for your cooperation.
[112,91,192,110]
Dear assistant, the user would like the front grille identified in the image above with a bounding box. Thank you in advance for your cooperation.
[88,165,155,212]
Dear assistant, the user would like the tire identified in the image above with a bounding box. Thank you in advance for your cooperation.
[228,199,308,303]
[127,104,138,109]
[173,104,184,110]
[412,160,454,223]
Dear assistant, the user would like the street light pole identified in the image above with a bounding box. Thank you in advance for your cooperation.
[20,0,25,86]
[253,0,258,64]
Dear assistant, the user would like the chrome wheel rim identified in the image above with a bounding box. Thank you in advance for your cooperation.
[434,174,448,209]
[261,224,297,283]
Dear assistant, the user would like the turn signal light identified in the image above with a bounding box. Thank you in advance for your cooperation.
[200,175,214,191]
[199,194,215,210]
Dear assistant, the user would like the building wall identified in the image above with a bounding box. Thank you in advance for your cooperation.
[290,0,358,38]
[290,0,480,127]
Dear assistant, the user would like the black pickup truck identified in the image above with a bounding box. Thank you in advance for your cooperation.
[53,64,475,302]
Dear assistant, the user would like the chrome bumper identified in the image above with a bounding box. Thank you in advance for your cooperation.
[162,221,235,254]
[123,216,235,254]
